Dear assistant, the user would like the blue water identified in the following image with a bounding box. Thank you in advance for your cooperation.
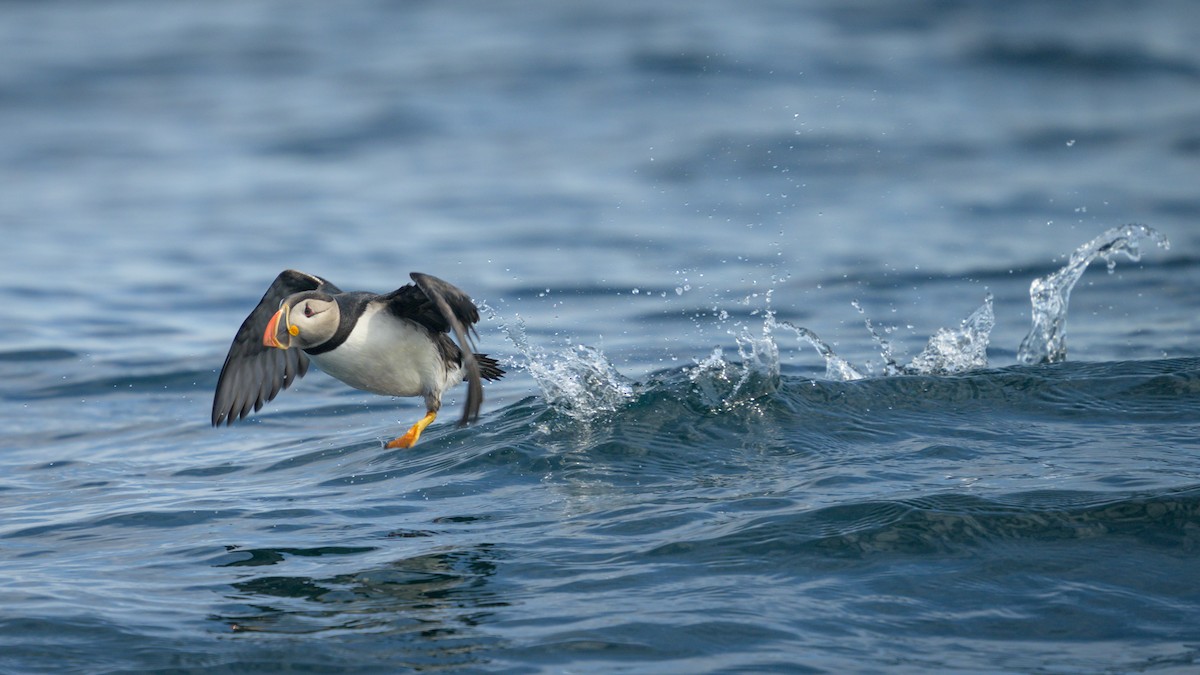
[3,1,1200,672]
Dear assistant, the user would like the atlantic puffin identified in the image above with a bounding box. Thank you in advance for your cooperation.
[212,270,503,448]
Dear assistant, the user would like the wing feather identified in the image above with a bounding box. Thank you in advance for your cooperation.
[385,273,485,426]
[211,270,341,426]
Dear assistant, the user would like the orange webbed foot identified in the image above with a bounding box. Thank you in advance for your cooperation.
[385,411,437,449]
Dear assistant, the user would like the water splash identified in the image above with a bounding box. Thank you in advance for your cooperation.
[687,312,783,410]
[786,295,993,380]
[735,313,782,391]
[687,348,740,409]
[480,223,1168,418]
[772,318,865,381]
[484,305,635,420]
[1017,224,1170,365]
[524,344,636,419]
[906,294,994,376]
[852,300,904,376]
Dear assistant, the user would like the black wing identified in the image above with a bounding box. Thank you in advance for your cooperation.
[211,270,342,426]
[384,272,484,427]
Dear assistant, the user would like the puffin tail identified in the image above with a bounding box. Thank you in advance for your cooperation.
[472,353,505,381]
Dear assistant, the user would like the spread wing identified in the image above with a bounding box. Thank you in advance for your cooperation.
[211,270,342,426]
[384,272,484,426]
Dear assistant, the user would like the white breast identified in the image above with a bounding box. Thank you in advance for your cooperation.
[307,303,461,398]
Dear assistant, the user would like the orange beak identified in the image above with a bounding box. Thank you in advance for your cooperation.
[262,305,295,349]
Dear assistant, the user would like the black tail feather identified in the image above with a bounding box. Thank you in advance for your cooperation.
[472,353,505,381]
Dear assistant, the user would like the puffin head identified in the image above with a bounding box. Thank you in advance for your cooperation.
[263,291,339,351]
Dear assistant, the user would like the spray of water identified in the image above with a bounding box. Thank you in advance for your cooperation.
[906,293,994,375]
[483,305,635,420]
[1016,224,1169,365]
[852,299,904,376]
[686,297,783,411]
[771,318,865,381]
[482,224,1169,417]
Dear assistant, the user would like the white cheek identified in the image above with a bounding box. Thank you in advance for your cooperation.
[296,312,336,346]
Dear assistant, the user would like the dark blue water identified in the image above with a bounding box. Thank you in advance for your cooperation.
[3,1,1200,672]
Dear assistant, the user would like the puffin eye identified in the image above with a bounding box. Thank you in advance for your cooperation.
[303,304,314,318]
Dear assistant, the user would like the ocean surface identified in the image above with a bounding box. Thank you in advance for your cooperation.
[2,1,1200,672]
